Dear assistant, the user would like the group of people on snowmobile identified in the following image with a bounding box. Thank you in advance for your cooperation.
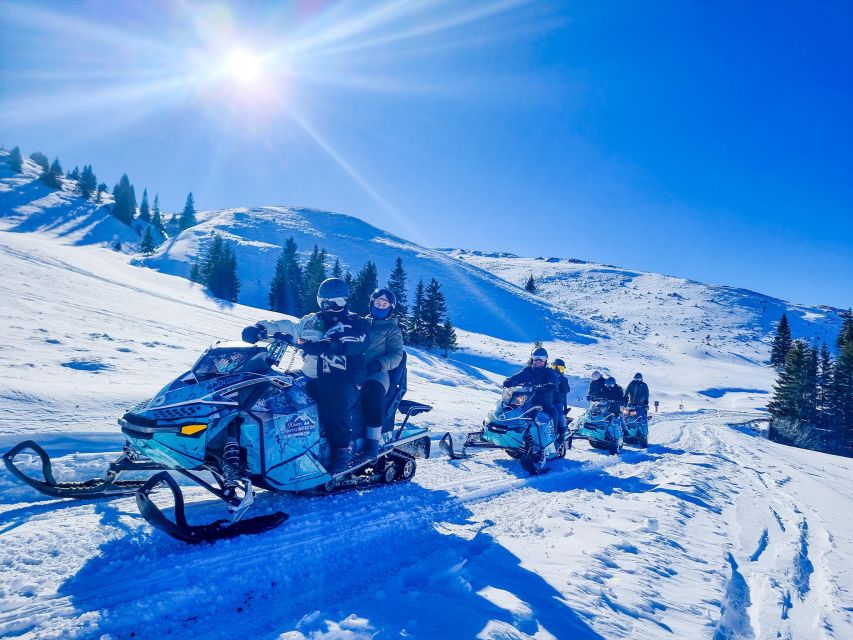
[587,370,650,418]
[241,278,403,473]
[502,348,571,446]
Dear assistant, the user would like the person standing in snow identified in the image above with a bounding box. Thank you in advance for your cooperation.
[503,347,561,429]
[601,376,625,417]
[624,372,650,417]
[360,288,404,459]
[242,277,370,473]
[587,370,606,401]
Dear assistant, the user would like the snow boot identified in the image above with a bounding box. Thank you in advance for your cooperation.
[329,447,351,475]
[363,427,382,460]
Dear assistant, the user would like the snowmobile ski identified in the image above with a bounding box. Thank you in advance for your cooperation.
[3,440,166,499]
[136,471,289,544]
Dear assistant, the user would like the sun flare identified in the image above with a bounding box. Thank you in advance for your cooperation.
[221,47,266,85]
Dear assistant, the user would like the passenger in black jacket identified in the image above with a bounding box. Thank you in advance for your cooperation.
[551,358,571,445]
[503,347,560,429]
[601,377,625,417]
[624,373,650,415]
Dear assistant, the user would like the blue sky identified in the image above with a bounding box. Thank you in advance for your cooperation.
[1,0,850,308]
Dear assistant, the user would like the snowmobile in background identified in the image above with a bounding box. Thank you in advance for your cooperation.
[4,337,431,543]
[569,399,624,455]
[621,404,650,448]
[440,384,567,475]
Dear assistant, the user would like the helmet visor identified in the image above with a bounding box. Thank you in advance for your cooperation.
[553,364,566,373]
[318,296,347,312]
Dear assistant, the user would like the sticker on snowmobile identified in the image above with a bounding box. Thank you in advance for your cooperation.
[283,412,316,437]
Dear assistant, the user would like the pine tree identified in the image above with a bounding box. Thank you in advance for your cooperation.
[302,245,328,312]
[770,313,793,370]
[151,194,166,236]
[96,182,107,203]
[422,278,448,349]
[350,261,379,316]
[140,226,155,255]
[7,146,23,172]
[768,340,823,449]
[29,151,49,172]
[67,166,80,181]
[344,271,354,292]
[41,158,63,189]
[78,165,97,199]
[524,274,536,293]
[331,257,343,279]
[829,310,853,454]
[817,343,833,427]
[268,237,304,315]
[192,235,240,302]
[111,173,137,225]
[387,257,409,337]
[138,188,151,222]
[438,317,458,357]
[410,278,427,346]
[209,242,240,302]
[180,192,197,230]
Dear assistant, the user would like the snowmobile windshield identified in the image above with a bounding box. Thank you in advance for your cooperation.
[192,346,267,381]
[502,387,531,408]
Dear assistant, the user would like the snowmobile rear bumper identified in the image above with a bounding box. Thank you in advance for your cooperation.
[3,439,166,499]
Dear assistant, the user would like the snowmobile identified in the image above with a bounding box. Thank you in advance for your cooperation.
[4,337,432,543]
[569,399,624,455]
[621,404,649,448]
[439,384,567,475]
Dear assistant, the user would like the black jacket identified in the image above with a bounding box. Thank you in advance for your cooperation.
[314,310,370,385]
[587,377,606,400]
[554,374,570,411]
[602,383,625,405]
[624,380,649,407]
[504,365,560,391]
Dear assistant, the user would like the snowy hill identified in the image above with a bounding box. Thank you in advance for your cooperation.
[143,205,591,344]
[0,152,145,249]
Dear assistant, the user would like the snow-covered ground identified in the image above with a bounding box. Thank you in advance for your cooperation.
[1,152,851,639]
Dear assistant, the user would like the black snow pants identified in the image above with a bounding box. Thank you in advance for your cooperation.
[309,377,359,449]
[360,379,385,430]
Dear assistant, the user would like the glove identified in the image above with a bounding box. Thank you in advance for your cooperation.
[367,360,382,375]
[272,331,293,345]
[502,379,512,387]
[301,340,332,356]
[241,323,267,344]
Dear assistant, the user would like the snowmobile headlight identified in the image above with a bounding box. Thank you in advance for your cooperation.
[511,393,528,407]
[180,423,207,436]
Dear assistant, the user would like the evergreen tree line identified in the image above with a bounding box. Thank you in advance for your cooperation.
[768,311,853,456]
[266,236,458,356]
[3,146,199,251]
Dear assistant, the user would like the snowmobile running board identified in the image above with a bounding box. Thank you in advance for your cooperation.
[439,432,505,460]
[3,440,166,499]
[136,471,289,544]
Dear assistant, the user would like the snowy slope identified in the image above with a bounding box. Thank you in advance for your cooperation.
[0,152,145,249]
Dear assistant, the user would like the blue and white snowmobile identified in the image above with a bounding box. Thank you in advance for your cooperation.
[439,384,567,475]
[621,404,650,448]
[4,337,431,543]
[569,399,624,455]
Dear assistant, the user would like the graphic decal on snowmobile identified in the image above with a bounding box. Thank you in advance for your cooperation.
[282,412,317,438]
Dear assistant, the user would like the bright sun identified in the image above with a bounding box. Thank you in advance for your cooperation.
[221,47,266,85]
